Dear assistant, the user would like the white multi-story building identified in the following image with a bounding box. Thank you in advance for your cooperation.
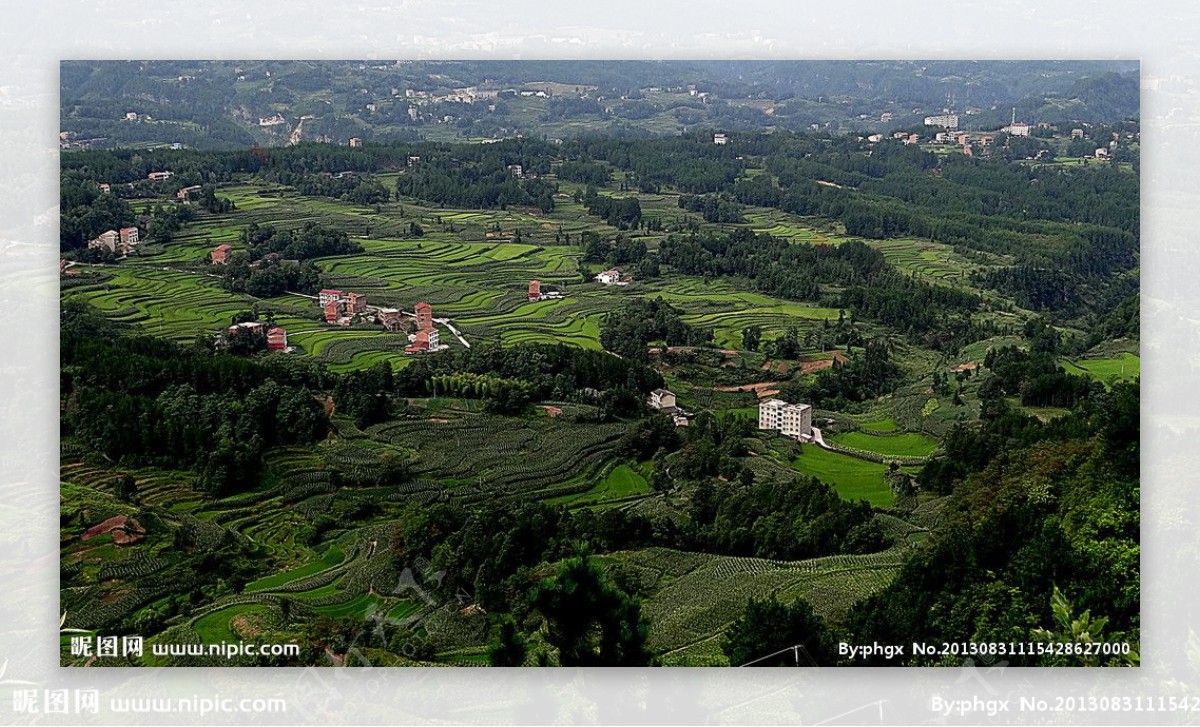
[923,114,959,129]
[758,399,813,440]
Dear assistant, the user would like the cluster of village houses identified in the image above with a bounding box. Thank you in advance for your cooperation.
[210,241,451,355]
[645,386,817,439]
[85,176,210,255]
[594,269,632,286]
[225,320,290,351]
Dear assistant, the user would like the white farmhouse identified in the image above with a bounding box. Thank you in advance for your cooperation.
[758,398,813,440]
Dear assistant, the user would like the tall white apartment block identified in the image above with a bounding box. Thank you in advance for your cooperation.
[758,399,813,440]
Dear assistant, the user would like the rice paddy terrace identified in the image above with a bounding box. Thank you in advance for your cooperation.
[61,176,986,372]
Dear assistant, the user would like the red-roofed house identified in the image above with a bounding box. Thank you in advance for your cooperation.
[211,244,232,265]
[324,301,341,323]
[528,280,541,301]
[267,327,288,351]
[406,329,432,354]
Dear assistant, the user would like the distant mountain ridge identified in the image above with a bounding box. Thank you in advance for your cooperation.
[60,60,1138,150]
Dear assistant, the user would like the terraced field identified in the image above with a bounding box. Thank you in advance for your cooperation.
[1061,352,1140,384]
[866,239,977,285]
[829,431,939,458]
[364,405,629,502]
[64,180,863,366]
[792,446,898,507]
[597,543,910,666]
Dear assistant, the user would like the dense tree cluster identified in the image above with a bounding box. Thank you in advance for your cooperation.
[395,143,557,212]
[581,188,642,229]
[846,382,1139,664]
[395,341,663,396]
[60,176,136,251]
[555,159,611,186]
[288,172,392,206]
[61,305,328,494]
[659,228,982,346]
[580,232,647,267]
[242,221,363,261]
[599,298,712,361]
[780,340,904,408]
[722,597,838,666]
[677,193,745,223]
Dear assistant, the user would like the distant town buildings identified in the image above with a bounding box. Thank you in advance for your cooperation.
[758,399,813,441]
[258,115,287,127]
[713,132,728,145]
[349,137,362,148]
[98,183,110,194]
[147,171,173,181]
[210,244,232,265]
[1002,108,1031,137]
[923,114,959,129]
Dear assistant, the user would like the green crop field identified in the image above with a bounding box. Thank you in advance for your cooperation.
[1061,353,1140,384]
[599,543,909,665]
[829,431,939,458]
[244,545,346,592]
[792,446,896,507]
[192,603,276,643]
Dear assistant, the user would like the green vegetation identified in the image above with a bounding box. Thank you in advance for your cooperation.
[828,431,938,458]
[1061,352,1140,384]
[59,61,1138,667]
[792,446,897,508]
